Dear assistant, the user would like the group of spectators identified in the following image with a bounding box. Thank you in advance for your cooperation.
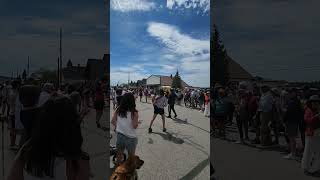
[0,79,107,179]
[211,83,320,176]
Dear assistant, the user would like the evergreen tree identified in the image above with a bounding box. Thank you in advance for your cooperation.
[22,69,27,80]
[172,71,182,89]
[211,24,229,86]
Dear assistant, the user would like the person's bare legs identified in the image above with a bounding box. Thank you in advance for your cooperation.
[149,114,157,129]
[96,110,103,128]
[161,114,166,131]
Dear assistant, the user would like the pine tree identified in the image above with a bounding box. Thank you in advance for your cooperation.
[22,69,27,80]
[211,24,229,86]
[172,71,182,89]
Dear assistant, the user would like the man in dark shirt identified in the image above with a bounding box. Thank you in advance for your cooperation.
[19,85,41,144]
[283,88,304,160]
[167,89,178,118]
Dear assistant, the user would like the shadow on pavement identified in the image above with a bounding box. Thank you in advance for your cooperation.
[148,138,154,144]
[172,118,210,133]
[179,157,210,180]
[151,132,184,144]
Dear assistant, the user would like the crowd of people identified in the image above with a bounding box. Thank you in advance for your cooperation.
[211,82,320,177]
[0,78,108,179]
[110,86,211,166]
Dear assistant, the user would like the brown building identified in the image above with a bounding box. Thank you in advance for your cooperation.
[146,75,189,89]
[62,53,109,83]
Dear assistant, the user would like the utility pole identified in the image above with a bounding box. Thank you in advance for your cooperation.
[57,57,60,87]
[27,56,30,76]
[59,28,62,87]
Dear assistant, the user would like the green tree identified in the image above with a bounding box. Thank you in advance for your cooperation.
[171,71,182,89]
[211,24,229,86]
[22,69,27,80]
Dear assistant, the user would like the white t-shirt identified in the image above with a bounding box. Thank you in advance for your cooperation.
[38,91,51,107]
[15,95,24,130]
[8,89,19,115]
[116,112,136,138]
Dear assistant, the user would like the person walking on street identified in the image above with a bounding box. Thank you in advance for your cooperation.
[139,88,143,102]
[111,93,139,165]
[149,89,168,133]
[167,89,178,119]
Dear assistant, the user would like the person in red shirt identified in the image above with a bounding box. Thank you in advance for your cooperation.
[302,95,320,176]
[204,91,210,117]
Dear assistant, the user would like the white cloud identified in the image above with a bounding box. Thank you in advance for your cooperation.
[110,69,147,86]
[166,0,210,13]
[146,21,210,87]
[111,0,156,12]
[147,22,209,56]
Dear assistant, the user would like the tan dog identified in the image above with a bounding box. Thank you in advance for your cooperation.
[110,155,144,180]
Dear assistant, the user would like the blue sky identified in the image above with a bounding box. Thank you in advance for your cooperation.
[110,0,210,87]
[215,0,320,82]
[0,0,106,77]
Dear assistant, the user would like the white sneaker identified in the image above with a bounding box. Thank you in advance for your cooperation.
[235,140,244,144]
[283,153,298,160]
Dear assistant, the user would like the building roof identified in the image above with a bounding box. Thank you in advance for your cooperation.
[161,76,189,87]
[227,56,253,81]
[146,74,189,87]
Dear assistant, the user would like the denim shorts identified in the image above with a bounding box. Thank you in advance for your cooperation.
[116,132,138,154]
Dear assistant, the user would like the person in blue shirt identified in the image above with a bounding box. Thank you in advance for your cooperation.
[213,87,229,138]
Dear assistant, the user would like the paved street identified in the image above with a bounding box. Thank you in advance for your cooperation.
[0,107,110,180]
[110,99,210,179]
[212,123,319,180]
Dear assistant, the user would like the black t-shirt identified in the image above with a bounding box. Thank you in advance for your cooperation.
[20,108,40,140]
[168,92,177,104]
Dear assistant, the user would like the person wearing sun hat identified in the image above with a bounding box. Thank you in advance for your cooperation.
[302,94,320,176]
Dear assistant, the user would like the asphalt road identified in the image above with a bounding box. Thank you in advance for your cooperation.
[110,99,210,180]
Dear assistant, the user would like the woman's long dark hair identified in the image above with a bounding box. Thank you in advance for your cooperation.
[117,93,137,118]
[23,96,83,178]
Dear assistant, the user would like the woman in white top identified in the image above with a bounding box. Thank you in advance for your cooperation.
[149,89,168,133]
[111,92,139,165]
[7,96,89,180]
